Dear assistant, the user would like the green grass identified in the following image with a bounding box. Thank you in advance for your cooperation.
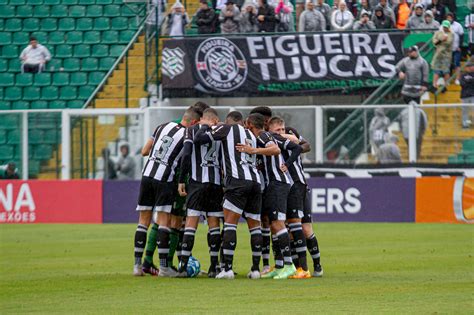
[0,223,473,314]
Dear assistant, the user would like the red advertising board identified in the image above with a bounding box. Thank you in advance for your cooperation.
[0,180,103,224]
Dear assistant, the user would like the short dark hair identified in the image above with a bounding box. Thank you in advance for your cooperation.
[203,107,219,119]
[29,36,37,42]
[268,116,285,127]
[226,111,243,122]
[191,101,210,117]
[446,12,455,19]
[184,107,202,121]
[249,106,272,118]
[246,113,265,129]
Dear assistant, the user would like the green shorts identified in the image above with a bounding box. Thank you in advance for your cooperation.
[171,170,188,217]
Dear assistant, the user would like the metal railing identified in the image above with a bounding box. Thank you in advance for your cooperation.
[323,31,436,161]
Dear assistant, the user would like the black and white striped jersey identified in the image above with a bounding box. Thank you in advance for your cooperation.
[184,124,222,185]
[195,124,261,183]
[142,121,186,182]
[283,127,306,184]
[257,131,292,185]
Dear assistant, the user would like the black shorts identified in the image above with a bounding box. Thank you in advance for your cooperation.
[262,181,291,223]
[302,186,312,224]
[186,181,223,218]
[136,176,176,213]
[287,182,307,220]
[222,177,262,221]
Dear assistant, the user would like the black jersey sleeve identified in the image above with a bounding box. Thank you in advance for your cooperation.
[257,131,276,148]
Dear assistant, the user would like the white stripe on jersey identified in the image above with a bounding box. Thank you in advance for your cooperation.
[227,129,239,179]
[240,129,252,181]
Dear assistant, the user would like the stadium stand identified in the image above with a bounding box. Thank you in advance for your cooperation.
[0,0,145,178]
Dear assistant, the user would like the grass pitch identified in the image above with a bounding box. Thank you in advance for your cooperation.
[1,223,472,314]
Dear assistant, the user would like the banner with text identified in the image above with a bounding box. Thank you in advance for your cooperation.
[0,180,103,224]
[162,32,407,97]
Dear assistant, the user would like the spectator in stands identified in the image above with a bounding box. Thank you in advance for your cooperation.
[369,108,390,153]
[275,0,294,32]
[353,10,375,30]
[0,163,20,180]
[396,45,429,104]
[426,0,445,24]
[398,104,428,159]
[406,3,424,29]
[101,148,117,180]
[314,0,331,30]
[161,1,190,37]
[295,0,306,29]
[440,0,455,16]
[376,134,402,164]
[195,0,217,34]
[257,0,277,32]
[373,0,396,26]
[372,5,395,29]
[355,0,372,20]
[299,1,326,32]
[446,13,464,85]
[219,0,241,33]
[331,1,354,31]
[418,10,440,30]
[335,145,351,164]
[240,1,259,32]
[116,143,136,180]
[466,12,474,56]
[394,0,411,29]
[431,20,453,90]
[460,59,474,128]
[20,37,51,74]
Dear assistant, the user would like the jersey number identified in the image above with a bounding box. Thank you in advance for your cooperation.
[244,138,256,164]
[204,141,218,162]
[154,136,174,160]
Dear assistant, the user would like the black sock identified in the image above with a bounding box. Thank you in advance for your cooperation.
[179,227,196,271]
[134,224,148,265]
[157,226,171,268]
[306,233,321,267]
[289,222,308,271]
[291,239,300,268]
[276,228,292,266]
[249,227,262,272]
[261,227,271,267]
[208,227,221,271]
[222,223,237,271]
[272,234,284,268]
[176,225,185,263]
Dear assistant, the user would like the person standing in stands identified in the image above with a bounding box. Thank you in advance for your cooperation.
[374,0,396,26]
[116,143,137,180]
[355,0,372,20]
[314,0,331,30]
[397,104,428,159]
[299,1,326,32]
[466,11,474,56]
[396,45,429,104]
[257,0,277,32]
[195,0,217,34]
[331,0,354,31]
[426,0,445,24]
[460,59,474,129]
[219,0,241,33]
[20,37,51,74]
[275,0,294,32]
[0,163,20,180]
[418,10,439,30]
[376,134,402,164]
[353,10,375,30]
[240,1,259,32]
[161,1,190,37]
[407,3,424,29]
[431,20,453,90]
[372,5,395,29]
[446,13,464,85]
[101,148,117,180]
[394,0,412,29]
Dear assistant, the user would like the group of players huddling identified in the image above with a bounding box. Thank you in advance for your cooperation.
[133,103,323,279]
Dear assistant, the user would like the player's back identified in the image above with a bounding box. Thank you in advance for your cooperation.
[211,124,260,183]
[143,121,186,182]
[187,124,222,185]
[258,131,291,185]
